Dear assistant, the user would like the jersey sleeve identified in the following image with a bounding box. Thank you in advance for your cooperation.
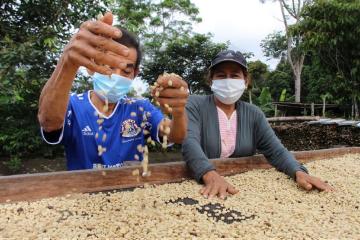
[41,98,74,145]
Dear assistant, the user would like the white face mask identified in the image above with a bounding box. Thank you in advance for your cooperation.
[211,79,246,105]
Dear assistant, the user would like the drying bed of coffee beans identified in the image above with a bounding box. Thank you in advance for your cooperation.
[1,154,359,239]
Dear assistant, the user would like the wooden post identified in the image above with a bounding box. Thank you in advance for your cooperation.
[322,98,326,117]
[311,103,315,116]
[274,104,278,117]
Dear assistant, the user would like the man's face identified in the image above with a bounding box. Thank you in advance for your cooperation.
[109,47,138,79]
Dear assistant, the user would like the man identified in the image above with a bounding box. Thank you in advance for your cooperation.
[38,12,188,170]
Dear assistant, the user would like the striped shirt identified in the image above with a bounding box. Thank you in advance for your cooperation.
[217,107,237,158]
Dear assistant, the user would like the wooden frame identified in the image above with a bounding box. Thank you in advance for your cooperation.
[1,147,359,203]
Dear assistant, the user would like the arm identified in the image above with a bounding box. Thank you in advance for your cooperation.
[158,115,187,144]
[254,109,307,179]
[182,99,238,199]
[255,110,334,191]
[181,99,215,182]
[153,73,189,144]
[38,12,129,132]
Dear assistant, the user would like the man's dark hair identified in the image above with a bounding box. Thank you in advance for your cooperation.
[114,26,142,69]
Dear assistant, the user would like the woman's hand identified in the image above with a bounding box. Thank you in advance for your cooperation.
[295,171,335,192]
[200,170,239,199]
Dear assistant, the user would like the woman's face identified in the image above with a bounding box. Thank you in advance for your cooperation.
[212,61,246,82]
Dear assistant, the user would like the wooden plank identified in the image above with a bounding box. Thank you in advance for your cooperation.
[267,116,320,122]
[0,147,359,203]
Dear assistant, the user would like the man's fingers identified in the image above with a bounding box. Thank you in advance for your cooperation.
[156,97,187,107]
[79,29,129,58]
[227,184,239,195]
[100,12,113,25]
[71,42,126,70]
[157,75,188,89]
[68,51,111,75]
[81,20,121,39]
[157,88,189,99]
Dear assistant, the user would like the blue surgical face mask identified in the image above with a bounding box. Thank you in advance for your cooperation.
[92,73,133,103]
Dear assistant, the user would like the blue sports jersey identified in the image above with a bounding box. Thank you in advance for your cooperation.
[41,91,164,170]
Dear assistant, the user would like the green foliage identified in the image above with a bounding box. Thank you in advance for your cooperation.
[294,0,360,106]
[0,1,109,158]
[279,89,287,102]
[112,0,201,56]
[256,87,274,116]
[141,34,227,94]
[3,155,22,173]
[247,60,269,89]
[112,0,224,95]
[264,59,294,101]
[260,31,287,59]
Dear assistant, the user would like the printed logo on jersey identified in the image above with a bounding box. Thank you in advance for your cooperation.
[82,125,94,136]
[121,119,141,138]
[67,110,72,126]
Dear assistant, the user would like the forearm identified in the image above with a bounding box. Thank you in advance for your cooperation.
[182,138,215,182]
[38,55,78,132]
[255,110,308,179]
[168,112,188,143]
[267,149,308,179]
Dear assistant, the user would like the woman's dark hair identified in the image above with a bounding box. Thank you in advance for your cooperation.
[114,26,142,69]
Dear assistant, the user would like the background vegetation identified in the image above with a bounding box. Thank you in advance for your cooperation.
[0,0,359,172]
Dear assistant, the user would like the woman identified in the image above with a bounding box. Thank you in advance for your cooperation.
[182,50,333,199]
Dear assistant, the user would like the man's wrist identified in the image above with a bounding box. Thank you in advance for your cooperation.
[171,110,186,119]
[60,52,80,75]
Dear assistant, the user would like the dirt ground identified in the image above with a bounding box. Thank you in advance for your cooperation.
[0,151,183,176]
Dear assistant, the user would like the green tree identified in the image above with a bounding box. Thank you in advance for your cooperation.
[0,1,109,164]
[264,58,294,101]
[294,0,360,118]
[112,0,201,58]
[260,31,287,60]
[260,0,311,102]
[141,34,227,94]
[248,60,269,90]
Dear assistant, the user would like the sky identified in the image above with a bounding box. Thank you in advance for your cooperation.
[191,0,285,70]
